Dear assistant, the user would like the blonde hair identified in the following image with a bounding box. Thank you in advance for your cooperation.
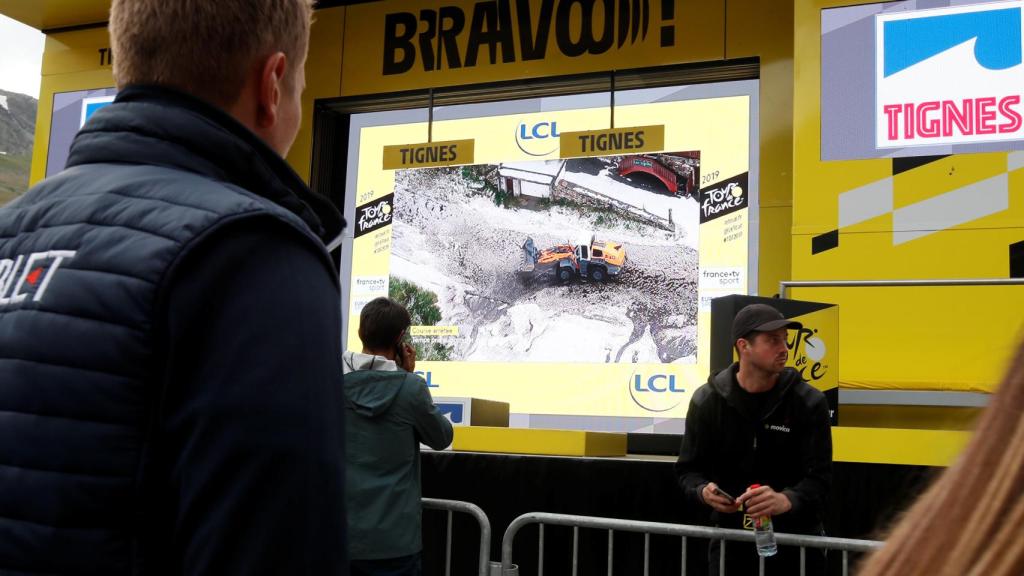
[856,339,1024,576]
[109,0,314,106]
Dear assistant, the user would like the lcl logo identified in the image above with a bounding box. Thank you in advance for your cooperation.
[414,370,440,388]
[629,373,686,413]
[515,120,560,157]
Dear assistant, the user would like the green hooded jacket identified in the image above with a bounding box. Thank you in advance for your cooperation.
[342,351,454,560]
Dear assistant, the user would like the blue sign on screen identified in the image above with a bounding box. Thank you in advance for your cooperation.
[436,403,465,424]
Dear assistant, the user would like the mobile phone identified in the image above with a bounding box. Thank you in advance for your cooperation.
[712,486,736,503]
[395,330,411,365]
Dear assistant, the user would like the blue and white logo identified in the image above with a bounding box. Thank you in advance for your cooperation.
[628,372,686,413]
[514,120,561,157]
[436,403,465,424]
[875,2,1024,148]
[80,95,116,128]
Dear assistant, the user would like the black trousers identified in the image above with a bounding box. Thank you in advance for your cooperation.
[350,553,422,576]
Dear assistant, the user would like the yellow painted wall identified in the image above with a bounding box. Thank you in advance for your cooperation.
[285,7,346,183]
[833,427,970,467]
[726,0,794,298]
[29,27,114,186]
[1,0,107,30]
[793,1,1024,393]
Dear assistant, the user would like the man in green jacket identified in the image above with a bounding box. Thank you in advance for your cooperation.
[343,297,454,576]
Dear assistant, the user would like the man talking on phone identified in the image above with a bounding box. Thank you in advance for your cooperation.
[342,297,453,576]
[674,304,832,575]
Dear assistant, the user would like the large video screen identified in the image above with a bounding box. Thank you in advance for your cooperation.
[340,80,759,433]
[822,0,1024,160]
[46,87,118,177]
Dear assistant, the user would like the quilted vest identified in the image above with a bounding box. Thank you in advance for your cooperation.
[0,86,341,575]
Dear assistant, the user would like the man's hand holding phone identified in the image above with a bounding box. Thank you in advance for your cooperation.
[393,329,417,373]
[701,482,741,514]
[396,342,416,373]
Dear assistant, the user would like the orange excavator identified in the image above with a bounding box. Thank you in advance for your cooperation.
[520,234,626,282]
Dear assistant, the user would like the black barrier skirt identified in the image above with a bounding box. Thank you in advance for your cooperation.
[420,451,939,576]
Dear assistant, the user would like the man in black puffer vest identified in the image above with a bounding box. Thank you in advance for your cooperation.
[0,1,346,574]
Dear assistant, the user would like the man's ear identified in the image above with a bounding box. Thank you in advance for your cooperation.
[735,338,747,355]
[256,52,288,129]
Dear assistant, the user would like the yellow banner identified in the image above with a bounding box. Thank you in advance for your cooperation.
[414,362,702,418]
[559,125,665,158]
[411,325,461,337]
[340,0,725,95]
[382,139,475,169]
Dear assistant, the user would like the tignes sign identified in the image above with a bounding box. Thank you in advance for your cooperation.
[342,0,720,95]
[875,1,1024,148]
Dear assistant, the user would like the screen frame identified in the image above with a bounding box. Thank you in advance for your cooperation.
[313,60,762,436]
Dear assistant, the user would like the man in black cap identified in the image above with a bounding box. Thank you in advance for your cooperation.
[675,303,832,575]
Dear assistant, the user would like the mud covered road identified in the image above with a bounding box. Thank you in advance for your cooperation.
[390,165,699,364]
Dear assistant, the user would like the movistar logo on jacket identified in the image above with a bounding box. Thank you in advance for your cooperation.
[0,250,76,308]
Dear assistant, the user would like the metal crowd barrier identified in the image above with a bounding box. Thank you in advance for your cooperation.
[500,512,883,576]
[422,498,493,576]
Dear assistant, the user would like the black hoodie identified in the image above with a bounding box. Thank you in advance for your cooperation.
[674,364,832,533]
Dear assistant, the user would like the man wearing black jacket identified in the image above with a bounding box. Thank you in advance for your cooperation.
[675,304,832,575]
[0,0,346,574]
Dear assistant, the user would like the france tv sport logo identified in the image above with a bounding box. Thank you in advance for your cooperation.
[875,1,1024,148]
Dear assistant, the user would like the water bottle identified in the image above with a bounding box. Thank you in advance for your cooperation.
[748,484,778,557]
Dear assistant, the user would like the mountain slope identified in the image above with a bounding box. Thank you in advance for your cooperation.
[0,89,38,204]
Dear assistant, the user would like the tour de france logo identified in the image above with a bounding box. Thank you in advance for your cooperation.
[699,172,748,223]
[355,193,395,238]
[788,326,828,383]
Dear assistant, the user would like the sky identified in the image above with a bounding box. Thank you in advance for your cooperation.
[0,14,45,99]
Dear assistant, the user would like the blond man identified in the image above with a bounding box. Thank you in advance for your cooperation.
[0,1,346,574]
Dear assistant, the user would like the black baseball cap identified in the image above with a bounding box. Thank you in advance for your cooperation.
[731,303,803,341]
